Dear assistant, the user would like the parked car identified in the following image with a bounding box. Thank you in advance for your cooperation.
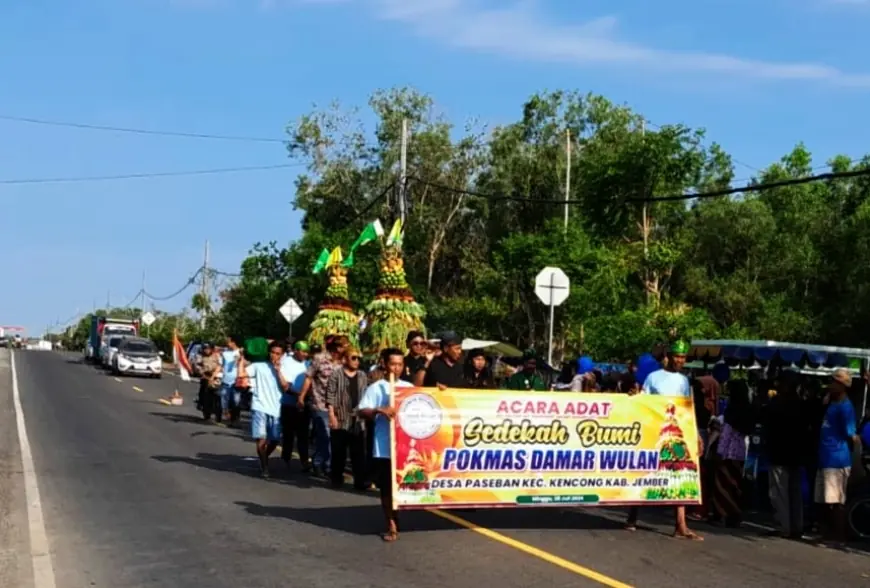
[112,337,163,378]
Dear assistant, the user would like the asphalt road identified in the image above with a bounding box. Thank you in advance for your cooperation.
[2,349,870,588]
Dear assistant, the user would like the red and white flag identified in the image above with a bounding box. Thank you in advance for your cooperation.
[173,330,192,382]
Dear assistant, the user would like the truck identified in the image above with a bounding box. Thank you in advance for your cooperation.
[85,316,139,363]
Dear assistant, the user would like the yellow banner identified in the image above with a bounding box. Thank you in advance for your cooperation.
[390,388,702,509]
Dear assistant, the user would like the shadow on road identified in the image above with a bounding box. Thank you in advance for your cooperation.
[235,501,454,536]
[149,411,211,426]
[189,430,247,441]
[151,451,869,552]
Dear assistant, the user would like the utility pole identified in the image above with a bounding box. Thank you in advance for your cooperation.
[141,270,148,336]
[106,289,111,310]
[564,128,571,234]
[200,240,209,329]
[399,118,408,224]
[641,120,649,260]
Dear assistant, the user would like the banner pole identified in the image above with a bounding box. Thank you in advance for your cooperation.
[389,373,398,513]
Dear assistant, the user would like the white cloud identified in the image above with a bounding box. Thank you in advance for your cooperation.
[373,0,870,88]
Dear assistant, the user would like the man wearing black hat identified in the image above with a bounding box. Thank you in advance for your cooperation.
[416,331,466,389]
[504,349,547,391]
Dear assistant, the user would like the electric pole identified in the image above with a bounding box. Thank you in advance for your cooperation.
[641,120,649,260]
[141,270,148,335]
[399,118,408,224]
[200,240,209,329]
[564,128,571,234]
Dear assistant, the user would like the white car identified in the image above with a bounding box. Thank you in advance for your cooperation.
[112,337,163,378]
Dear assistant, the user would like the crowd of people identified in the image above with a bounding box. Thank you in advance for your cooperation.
[187,332,864,547]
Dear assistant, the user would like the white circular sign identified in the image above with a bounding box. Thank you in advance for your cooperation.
[397,393,443,440]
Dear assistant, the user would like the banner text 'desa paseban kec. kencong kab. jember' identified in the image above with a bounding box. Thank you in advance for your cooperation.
[390,388,702,510]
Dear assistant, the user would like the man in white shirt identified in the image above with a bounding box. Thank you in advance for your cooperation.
[626,340,703,541]
[358,347,413,542]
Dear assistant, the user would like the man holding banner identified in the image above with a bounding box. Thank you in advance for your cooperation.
[625,340,703,541]
[358,347,412,542]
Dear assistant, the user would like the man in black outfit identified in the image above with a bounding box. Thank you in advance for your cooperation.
[402,330,428,384]
[417,331,466,388]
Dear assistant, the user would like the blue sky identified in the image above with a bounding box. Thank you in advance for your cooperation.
[2,0,869,334]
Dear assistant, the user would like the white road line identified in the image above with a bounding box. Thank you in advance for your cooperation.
[11,352,58,588]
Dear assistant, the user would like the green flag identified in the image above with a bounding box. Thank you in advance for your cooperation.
[312,248,330,274]
[343,219,384,267]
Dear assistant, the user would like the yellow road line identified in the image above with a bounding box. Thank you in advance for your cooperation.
[132,386,144,392]
[426,509,633,588]
[113,377,122,383]
[157,398,172,405]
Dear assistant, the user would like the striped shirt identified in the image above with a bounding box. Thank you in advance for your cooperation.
[326,369,369,431]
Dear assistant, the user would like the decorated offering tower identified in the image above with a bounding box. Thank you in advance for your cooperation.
[307,247,360,348]
[364,219,426,354]
[644,402,701,500]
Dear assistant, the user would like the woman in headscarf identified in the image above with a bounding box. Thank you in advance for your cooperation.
[570,356,598,392]
[712,380,753,527]
[465,348,495,388]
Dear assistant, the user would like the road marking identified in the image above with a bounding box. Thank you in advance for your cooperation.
[157,398,172,405]
[132,386,144,392]
[10,352,58,588]
[427,509,632,588]
[113,377,122,383]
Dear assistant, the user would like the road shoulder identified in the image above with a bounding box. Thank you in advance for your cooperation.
[0,349,33,588]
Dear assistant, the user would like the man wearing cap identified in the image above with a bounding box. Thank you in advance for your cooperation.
[280,340,312,472]
[195,343,223,421]
[299,334,347,476]
[416,331,466,388]
[626,340,703,540]
[816,367,860,546]
[504,349,547,391]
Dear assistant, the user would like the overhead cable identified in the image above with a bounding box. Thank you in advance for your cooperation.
[410,167,870,205]
[0,114,286,144]
[0,163,304,185]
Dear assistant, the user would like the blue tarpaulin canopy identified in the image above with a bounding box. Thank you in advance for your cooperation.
[679,339,870,369]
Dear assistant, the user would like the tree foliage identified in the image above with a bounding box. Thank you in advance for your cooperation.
[215,86,870,362]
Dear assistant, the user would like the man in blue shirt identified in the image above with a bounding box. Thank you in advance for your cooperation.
[280,340,311,471]
[627,340,703,541]
[816,368,860,546]
[358,347,412,542]
[240,339,290,479]
[219,336,242,425]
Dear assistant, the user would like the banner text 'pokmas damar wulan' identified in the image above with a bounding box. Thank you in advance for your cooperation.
[390,388,702,510]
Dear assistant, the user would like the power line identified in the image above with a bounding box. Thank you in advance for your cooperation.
[411,166,870,205]
[144,268,203,301]
[0,114,286,144]
[120,289,145,308]
[635,167,870,203]
[0,162,305,185]
[641,118,762,174]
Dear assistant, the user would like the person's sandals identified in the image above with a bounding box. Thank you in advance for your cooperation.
[673,530,704,541]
